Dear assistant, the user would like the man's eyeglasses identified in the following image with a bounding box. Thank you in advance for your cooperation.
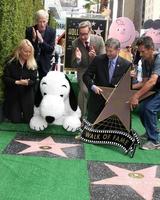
[79,32,90,36]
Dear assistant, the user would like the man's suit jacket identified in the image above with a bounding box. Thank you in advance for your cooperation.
[25,25,56,79]
[71,34,105,80]
[83,54,131,123]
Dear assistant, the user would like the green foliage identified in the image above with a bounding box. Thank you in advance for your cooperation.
[33,0,43,13]
[48,17,58,29]
[0,0,43,103]
[83,0,100,12]
[48,12,58,29]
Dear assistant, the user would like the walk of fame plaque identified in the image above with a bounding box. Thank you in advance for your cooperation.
[79,69,154,157]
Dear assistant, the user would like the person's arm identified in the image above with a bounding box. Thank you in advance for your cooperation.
[39,28,56,53]
[83,56,102,95]
[3,62,19,87]
[130,74,158,110]
[15,68,37,87]
[27,69,37,87]
[130,54,160,109]
[25,27,33,42]
[132,77,148,89]
[83,58,96,89]
[71,40,82,67]
[25,26,39,51]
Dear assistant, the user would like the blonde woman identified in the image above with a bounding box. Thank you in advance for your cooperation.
[3,39,37,123]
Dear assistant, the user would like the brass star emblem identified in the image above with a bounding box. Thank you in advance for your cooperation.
[94,69,154,131]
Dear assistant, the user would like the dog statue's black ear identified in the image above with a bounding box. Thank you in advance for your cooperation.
[65,75,78,111]
[34,81,43,107]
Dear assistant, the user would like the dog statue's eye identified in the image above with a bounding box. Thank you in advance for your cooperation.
[62,85,67,88]
[44,93,47,95]
[60,94,63,97]
[42,82,47,85]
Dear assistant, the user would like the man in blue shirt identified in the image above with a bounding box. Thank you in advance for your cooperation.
[130,36,160,150]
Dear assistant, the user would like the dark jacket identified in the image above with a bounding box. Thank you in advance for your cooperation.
[3,59,37,122]
[25,25,56,79]
[83,54,131,123]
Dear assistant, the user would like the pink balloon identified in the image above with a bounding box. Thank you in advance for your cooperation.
[145,28,160,49]
[108,17,136,48]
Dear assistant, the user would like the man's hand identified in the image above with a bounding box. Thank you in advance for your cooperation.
[75,47,82,60]
[129,94,139,111]
[88,46,96,59]
[130,69,137,78]
[36,30,43,43]
[91,85,103,95]
[32,27,37,42]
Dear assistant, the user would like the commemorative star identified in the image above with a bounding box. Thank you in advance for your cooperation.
[94,27,103,36]
[16,136,80,157]
[94,69,154,131]
[92,21,96,26]
[92,164,160,200]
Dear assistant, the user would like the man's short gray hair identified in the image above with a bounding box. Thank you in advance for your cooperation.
[78,21,92,31]
[105,38,120,49]
[35,9,49,22]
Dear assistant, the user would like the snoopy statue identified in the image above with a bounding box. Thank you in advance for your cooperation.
[30,71,81,132]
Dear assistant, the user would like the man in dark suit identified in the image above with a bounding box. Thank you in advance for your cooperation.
[25,9,56,106]
[71,21,105,118]
[83,38,131,123]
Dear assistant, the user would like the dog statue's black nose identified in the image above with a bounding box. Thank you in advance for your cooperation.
[45,116,55,123]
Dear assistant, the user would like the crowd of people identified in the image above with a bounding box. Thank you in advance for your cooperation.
[2,9,160,150]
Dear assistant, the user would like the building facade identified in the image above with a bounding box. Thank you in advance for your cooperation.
[109,0,144,32]
[145,0,160,20]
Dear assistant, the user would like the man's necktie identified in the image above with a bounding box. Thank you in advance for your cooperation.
[85,41,90,52]
[109,60,114,83]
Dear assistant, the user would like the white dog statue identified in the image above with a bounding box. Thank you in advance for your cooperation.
[29,71,81,132]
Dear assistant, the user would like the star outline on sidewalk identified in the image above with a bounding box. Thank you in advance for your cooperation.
[15,136,81,158]
[92,163,160,200]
